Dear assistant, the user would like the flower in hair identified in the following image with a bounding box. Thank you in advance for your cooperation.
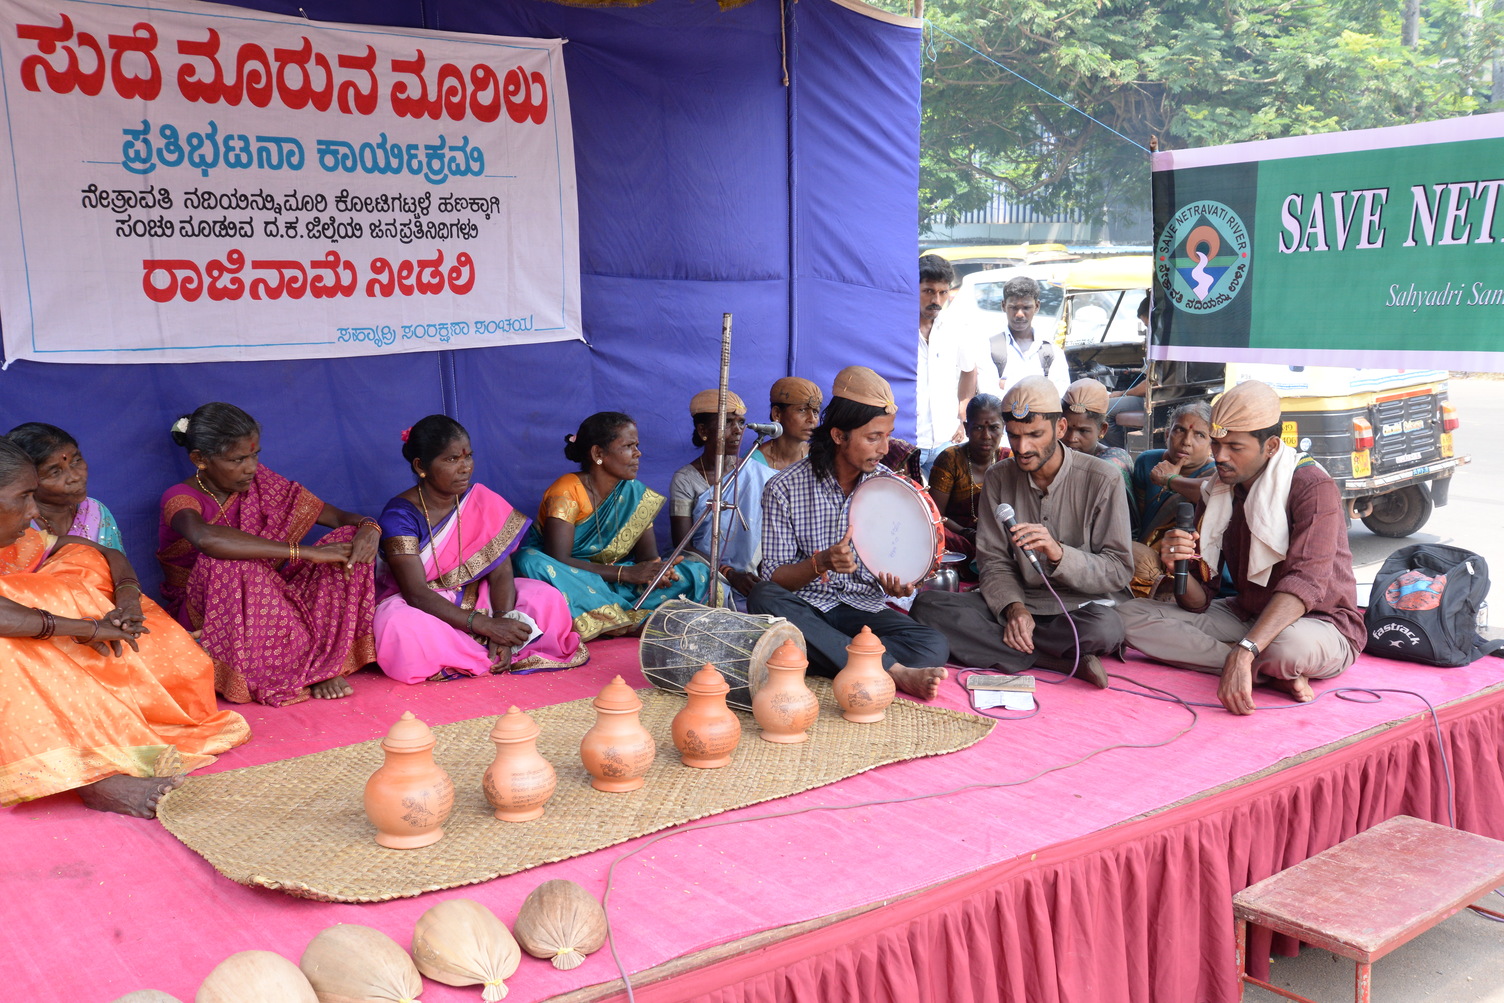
[567,434,577,443]
[400,427,412,442]
[171,416,190,435]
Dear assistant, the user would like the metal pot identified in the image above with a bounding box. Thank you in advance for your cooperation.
[919,565,960,593]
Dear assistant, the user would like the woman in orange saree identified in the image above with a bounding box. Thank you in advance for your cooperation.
[0,441,249,817]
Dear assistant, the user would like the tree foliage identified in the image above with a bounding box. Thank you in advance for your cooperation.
[873,0,1504,226]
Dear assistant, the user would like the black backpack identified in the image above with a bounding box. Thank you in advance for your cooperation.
[1364,544,1504,667]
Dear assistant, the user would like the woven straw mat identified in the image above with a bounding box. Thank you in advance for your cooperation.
[157,679,992,902]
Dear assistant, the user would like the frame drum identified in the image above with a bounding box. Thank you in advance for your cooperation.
[847,474,945,587]
[639,599,806,711]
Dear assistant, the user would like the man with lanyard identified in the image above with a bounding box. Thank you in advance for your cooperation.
[749,366,949,700]
[1120,381,1362,714]
[996,276,1069,398]
[917,254,993,477]
[912,376,1132,689]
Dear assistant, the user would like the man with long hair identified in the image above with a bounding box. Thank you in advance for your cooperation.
[749,367,949,700]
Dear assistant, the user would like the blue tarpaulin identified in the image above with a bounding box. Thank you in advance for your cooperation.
[0,0,920,589]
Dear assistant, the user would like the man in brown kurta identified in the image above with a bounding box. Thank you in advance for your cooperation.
[912,377,1133,688]
[1120,380,1362,714]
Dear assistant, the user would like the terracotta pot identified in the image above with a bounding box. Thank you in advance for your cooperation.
[752,639,820,743]
[483,705,558,822]
[833,625,897,723]
[671,664,742,768]
[364,711,455,849]
[580,675,656,792]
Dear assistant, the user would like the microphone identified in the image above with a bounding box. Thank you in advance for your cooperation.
[995,502,1043,575]
[747,421,783,439]
[1174,501,1196,597]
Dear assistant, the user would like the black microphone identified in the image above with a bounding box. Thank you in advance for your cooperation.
[995,502,1043,575]
[747,421,783,439]
[1174,501,1196,597]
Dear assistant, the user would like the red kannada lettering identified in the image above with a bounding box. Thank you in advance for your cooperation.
[18,14,526,121]
[502,65,547,125]
[176,29,274,108]
[141,259,204,302]
[390,50,467,121]
[142,250,469,302]
[18,14,106,96]
[107,22,161,100]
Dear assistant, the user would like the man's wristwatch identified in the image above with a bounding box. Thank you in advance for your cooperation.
[1235,637,1261,657]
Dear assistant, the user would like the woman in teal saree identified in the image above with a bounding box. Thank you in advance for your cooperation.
[513,412,713,639]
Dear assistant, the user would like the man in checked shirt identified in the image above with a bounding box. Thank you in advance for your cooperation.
[748,366,950,700]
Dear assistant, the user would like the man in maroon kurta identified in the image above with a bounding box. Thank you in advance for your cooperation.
[1119,381,1362,714]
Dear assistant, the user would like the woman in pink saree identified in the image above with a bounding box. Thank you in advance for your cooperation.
[374,416,585,683]
[157,403,378,707]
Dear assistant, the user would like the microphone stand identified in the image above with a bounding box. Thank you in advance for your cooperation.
[630,426,777,611]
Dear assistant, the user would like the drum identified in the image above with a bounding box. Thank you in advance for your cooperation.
[639,599,806,711]
[847,474,945,587]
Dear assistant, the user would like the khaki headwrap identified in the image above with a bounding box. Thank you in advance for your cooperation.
[1062,378,1110,416]
[830,366,897,415]
[689,389,746,417]
[1210,380,1282,439]
[1000,376,1061,420]
[769,376,823,409]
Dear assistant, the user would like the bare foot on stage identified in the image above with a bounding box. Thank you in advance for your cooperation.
[1264,674,1314,703]
[311,676,355,699]
[78,774,184,818]
[889,664,948,700]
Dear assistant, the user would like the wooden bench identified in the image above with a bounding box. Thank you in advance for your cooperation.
[1232,814,1504,1003]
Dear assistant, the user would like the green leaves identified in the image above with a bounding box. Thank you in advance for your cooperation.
[880,0,1503,229]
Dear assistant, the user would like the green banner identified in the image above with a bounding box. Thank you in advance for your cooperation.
[1151,116,1504,370]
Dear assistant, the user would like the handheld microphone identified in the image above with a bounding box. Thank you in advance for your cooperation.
[1174,501,1196,597]
[747,421,783,439]
[995,502,1043,575]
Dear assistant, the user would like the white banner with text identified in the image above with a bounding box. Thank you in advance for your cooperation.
[0,0,580,364]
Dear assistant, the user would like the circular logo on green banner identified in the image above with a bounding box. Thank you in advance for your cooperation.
[1156,200,1251,314]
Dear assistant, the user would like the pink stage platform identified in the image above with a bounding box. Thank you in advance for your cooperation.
[6,639,1503,1003]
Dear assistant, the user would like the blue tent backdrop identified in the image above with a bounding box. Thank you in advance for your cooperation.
[0,0,921,591]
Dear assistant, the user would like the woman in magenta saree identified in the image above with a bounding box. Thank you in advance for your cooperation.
[157,403,378,707]
[374,416,586,683]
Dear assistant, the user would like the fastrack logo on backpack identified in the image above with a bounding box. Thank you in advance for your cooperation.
[1372,622,1423,648]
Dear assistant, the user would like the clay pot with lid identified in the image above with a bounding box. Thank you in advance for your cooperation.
[752,639,820,743]
[364,711,455,848]
[483,705,558,821]
[671,664,742,768]
[833,626,897,723]
[580,676,656,792]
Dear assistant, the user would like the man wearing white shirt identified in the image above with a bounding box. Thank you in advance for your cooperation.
[917,255,995,476]
[995,275,1069,398]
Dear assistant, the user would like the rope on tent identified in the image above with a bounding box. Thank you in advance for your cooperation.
[922,20,1150,153]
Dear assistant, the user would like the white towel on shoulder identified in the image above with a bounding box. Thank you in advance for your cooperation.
[1199,443,1303,587]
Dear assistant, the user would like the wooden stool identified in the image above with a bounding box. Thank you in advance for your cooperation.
[1232,815,1504,1003]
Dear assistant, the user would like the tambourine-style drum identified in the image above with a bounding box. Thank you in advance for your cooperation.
[639,599,806,711]
[847,474,945,587]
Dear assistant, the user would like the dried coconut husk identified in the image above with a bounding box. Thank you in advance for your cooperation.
[196,951,318,1003]
[411,898,520,1001]
[513,880,608,971]
[111,993,183,1003]
[300,924,423,1003]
